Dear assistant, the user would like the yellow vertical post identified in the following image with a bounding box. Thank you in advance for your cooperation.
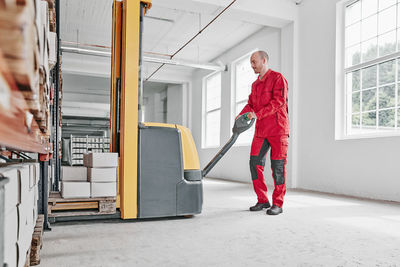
[111,0,151,219]
[119,0,142,219]
[111,1,122,209]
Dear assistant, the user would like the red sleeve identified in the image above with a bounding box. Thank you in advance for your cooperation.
[255,74,288,120]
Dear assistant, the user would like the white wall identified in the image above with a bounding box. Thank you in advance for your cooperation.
[166,84,184,125]
[191,27,286,184]
[143,83,189,126]
[297,0,400,201]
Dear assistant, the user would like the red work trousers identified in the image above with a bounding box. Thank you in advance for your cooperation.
[250,135,288,208]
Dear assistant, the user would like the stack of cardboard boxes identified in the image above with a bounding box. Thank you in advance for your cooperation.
[2,163,40,267]
[0,0,57,135]
[61,153,118,199]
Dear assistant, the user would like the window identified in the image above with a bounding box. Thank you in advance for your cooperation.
[233,52,257,144]
[202,72,221,148]
[338,0,400,138]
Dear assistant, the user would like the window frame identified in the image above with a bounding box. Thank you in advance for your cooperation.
[202,71,222,148]
[336,0,400,140]
[231,50,258,146]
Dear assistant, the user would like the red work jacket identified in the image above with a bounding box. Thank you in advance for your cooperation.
[239,69,289,137]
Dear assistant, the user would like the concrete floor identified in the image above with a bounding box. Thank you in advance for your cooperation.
[40,179,400,266]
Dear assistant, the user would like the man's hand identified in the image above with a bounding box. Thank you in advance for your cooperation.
[236,112,257,121]
[247,112,257,120]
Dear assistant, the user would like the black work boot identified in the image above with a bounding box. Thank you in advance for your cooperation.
[249,202,271,211]
[266,205,283,215]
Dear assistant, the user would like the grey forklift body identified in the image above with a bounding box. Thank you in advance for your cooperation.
[138,125,202,218]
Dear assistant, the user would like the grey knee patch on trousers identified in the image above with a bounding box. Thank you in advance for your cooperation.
[249,156,265,181]
[271,159,285,185]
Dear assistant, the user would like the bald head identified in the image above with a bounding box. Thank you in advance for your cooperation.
[254,50,269,62]
[250,50,269,76]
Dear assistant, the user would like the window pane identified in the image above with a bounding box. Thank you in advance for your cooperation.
[398,83,400,105]
[205,110,220,147]
[352,113,361,128]
[352,92,361,112]
[378,5,396,34]
[362,88,377,111]
[347,70,361,92]
[379,85,396,108]
[379,59,395,85]
[346,22,361,47]
[346,1,361,26]
[206,73,221,111]
[235,56,256,103]
[378,30,396,56]
[362,0,378,18]
[361,111,377,127]
[398,108,400,126]
[398,61,400,82]
[235,102,247,116]
[346,45,361,67]
[361,38,377,62]
[379,108,395,127]
[398,4,400,28]
[362,65,377,89]
[378,0,396,11]
[362,14,377,41]
[398,28,400,51]
[236,126,255,145]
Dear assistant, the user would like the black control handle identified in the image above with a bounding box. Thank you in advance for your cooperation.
[202,113,255,177]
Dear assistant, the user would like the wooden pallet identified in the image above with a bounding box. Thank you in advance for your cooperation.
[48,192,116,217]
[30,215,44,266]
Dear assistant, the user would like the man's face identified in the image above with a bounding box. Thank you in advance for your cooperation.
[250,53,265,74]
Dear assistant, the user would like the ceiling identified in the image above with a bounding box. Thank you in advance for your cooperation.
[60,0,297,81]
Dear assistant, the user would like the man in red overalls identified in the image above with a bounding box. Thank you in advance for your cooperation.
[237,51,289,215]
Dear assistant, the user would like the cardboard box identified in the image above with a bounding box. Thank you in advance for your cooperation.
[83,153,118,168]
[61,166,87,181]
[48,31,57,69]
[17,204,32,258]
[18,165,30,207]
[3,208,18,267]
[2,166,20,214]
[28,163,39,189]
[17,239,30,267]
[91,182,116,198]
[0,71,11,110]
[87,167,117,183]
[25,184,37,233]
[61,181,90,198]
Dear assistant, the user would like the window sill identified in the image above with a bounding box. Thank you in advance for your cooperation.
[336,131,400,141]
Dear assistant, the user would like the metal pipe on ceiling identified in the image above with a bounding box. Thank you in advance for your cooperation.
[61,46,225,71]
[145,0,237,81]
[61,41,172,57]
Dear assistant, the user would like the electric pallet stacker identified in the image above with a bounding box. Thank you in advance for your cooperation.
[111,0,254,219]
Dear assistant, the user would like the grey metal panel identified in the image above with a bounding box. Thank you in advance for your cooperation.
[0,177,9,266]
[138,127,184,218]
[184,170,202,181]
[177,180,203,216]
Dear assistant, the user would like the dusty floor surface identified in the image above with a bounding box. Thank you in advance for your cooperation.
[40,179,400,266]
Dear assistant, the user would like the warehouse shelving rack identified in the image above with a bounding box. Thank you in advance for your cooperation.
[69,135,110,165]
[0,0,62,235]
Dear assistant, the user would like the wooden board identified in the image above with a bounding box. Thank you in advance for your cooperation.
[48,192,117,218]
[30,215,44,266]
